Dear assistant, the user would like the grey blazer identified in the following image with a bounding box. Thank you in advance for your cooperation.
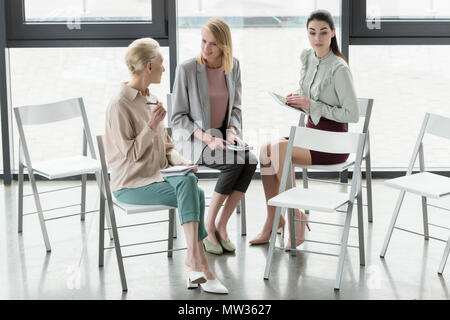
[171,57,243,163]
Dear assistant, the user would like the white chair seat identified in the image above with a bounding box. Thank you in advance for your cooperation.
[268,187,350,213]
[384,172,450,199]
[31,155,100,179]
[294,153,368,171]
[112,195,176,215]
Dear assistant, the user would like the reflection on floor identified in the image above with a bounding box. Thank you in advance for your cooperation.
[0,178,449,300]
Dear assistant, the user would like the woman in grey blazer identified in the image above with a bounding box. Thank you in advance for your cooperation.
[171,18,257,255]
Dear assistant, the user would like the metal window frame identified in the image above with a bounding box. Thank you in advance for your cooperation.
[6,0,166,44]
[0,0,179,185]
[350,0,450,45]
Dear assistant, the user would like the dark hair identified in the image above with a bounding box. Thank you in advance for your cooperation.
[307,10,347,63]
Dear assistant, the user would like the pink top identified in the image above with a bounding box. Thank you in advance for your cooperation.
[206,67,229,129]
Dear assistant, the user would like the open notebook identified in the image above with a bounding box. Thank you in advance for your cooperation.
[160,165,198,178]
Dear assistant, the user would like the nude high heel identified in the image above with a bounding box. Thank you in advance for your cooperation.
[249,216,286,245]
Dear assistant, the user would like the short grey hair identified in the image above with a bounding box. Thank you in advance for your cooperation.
[125,38,160,75]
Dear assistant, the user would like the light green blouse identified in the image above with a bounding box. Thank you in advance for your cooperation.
[297,48,359,126]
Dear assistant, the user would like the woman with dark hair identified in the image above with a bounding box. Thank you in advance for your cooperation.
[249,10,359,248]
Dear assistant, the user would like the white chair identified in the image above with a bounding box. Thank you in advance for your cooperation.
[380,113,450,275]
[296,98,374,222]
[263,125,366,290]
[96,135,181,292]
[14,97,101,253]
[166,93,247,236]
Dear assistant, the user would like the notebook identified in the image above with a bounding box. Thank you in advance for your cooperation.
[268,91,306,113]
[160,165,198,177]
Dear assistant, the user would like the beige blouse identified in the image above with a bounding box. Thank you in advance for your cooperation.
[105,83,186,191]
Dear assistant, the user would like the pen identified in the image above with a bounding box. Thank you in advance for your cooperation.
[146,102,158,105]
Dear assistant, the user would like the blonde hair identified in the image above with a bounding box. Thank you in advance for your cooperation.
[198,18,233,73]
[125,38,160,75]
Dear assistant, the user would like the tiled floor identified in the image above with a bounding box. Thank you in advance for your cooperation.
[1,178,449,300]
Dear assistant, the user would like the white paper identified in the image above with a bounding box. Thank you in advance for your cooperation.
[226,144,253,151]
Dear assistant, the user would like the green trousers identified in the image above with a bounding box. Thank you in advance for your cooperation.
[113,173,207,241]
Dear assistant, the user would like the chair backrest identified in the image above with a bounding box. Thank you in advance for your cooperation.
[14,97,97,168]
[14,98,83,126]
[281,126,366,201]
[298,98,374,134]
[292,126,364,155]
[357,98,374,134]
[167,93,174,128]
[96,135,118,205]
[406,113,450,174]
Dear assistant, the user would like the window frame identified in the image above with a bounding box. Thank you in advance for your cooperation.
[350,0,450,44]
[5,0,167,46]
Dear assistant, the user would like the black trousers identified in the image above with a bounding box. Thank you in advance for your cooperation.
[198,146,258,195]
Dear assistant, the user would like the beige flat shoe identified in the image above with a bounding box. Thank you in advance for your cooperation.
[202,237,223,255]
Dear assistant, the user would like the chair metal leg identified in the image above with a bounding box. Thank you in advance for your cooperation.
[438,233,450,275]
[380,190,406,258]
[302,168,310,215]
[288,208,297,256]
[173,213,177,238]
[99,195,105,267]
[421,196,430,240]
[264,206,283,280]
[80,173,87,221]
[29,173,51,252]
[18,163,24,233]
[365,153,374,223]
[168,209,175,257]
[357,190,365,266]
[106,200,127,291]
[240,195,247,236]
[105,205,114,240]
[335,204,354,290]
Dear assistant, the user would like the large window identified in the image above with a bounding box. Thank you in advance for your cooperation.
[1,0,176,183]
[177,0,341,152]
[348,0,450,169]
[8,47,170,170]
[350,45,450,168]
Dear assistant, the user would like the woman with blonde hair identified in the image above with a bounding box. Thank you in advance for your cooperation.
[105,37,228,294]
[171,18,257,255]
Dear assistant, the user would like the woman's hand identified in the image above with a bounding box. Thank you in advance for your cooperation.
[226,131,247,147]
[147,101,166,130]
[205,135,226,151]
[286,94,311,111]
